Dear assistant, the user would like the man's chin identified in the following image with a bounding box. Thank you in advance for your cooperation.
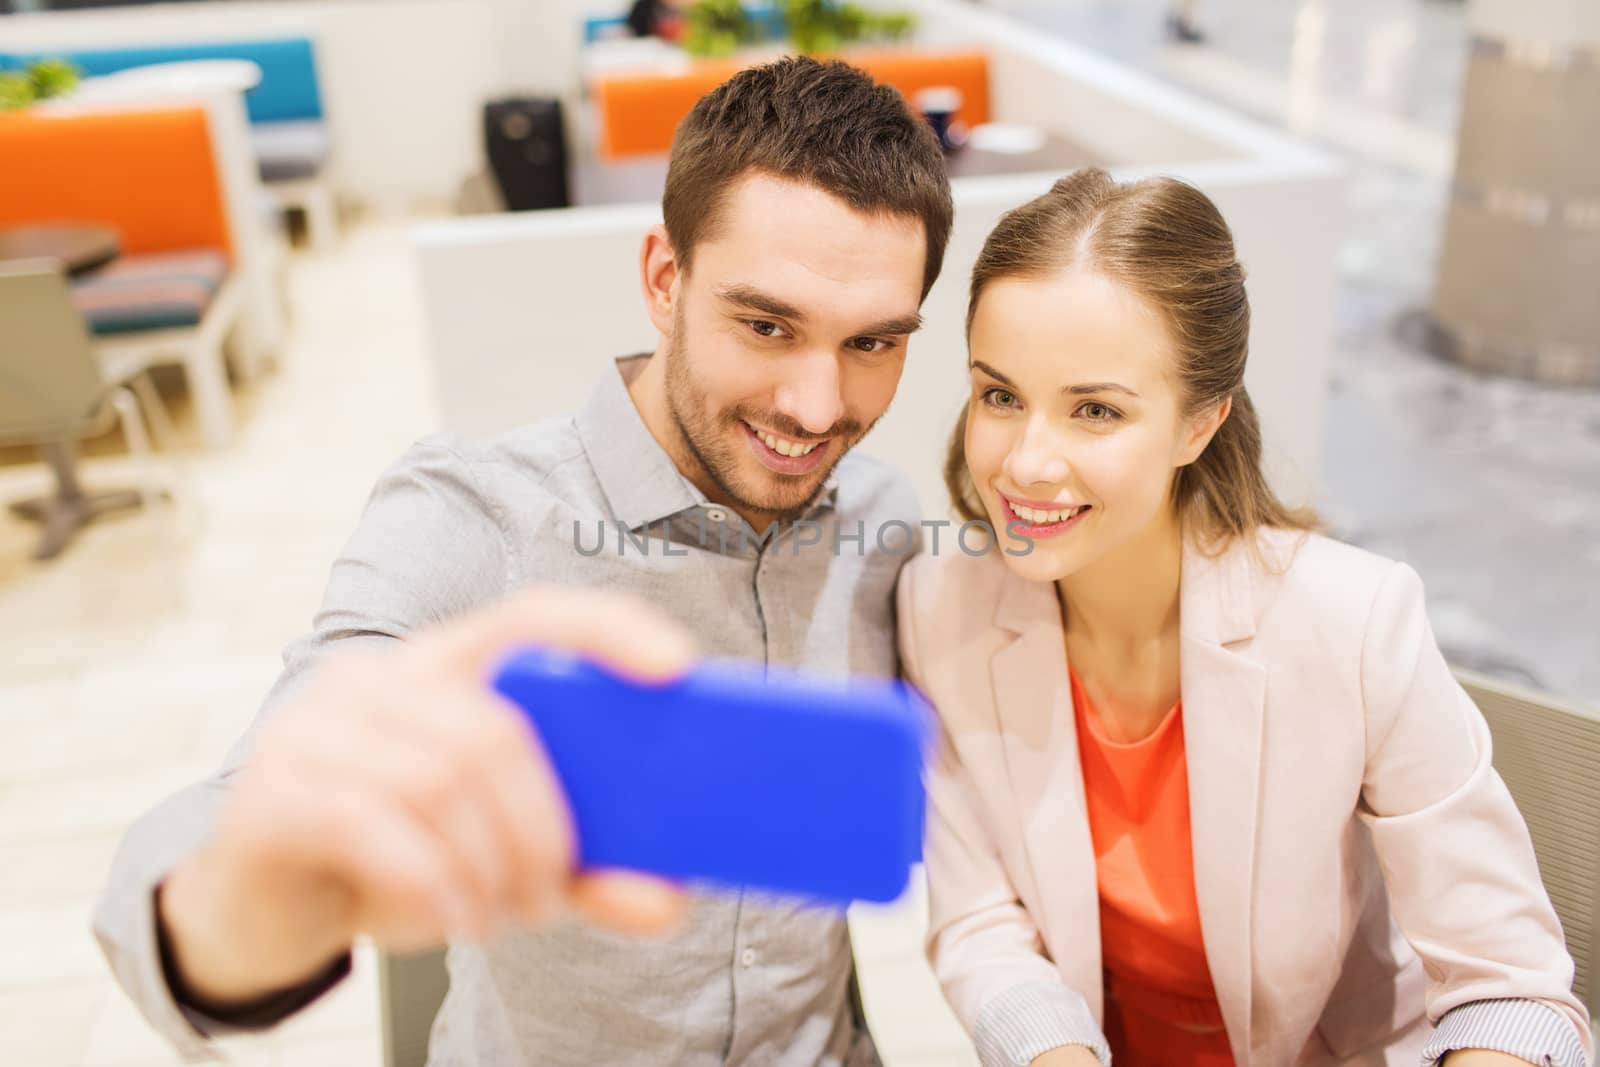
[730,467,832,520]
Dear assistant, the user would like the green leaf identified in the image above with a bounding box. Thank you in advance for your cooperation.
[0,71,38,110]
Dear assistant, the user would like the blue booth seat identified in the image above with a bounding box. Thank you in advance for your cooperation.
[4,37,322,124]
[1,37,329,184]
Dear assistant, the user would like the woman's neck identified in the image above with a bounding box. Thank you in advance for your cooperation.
[1057,510,1185,740]
[1057,509,1185,653]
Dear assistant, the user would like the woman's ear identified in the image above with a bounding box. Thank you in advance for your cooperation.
[640,225,680,337]
[1177,394,1232,466]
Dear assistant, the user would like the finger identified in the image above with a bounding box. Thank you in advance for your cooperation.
[370,680,578,924]
[568,870,689,936]
[353,721,510,934]
[413,585,696,684]
[473,694,579,922]
[275,675,505,931]
[291,782,481,948]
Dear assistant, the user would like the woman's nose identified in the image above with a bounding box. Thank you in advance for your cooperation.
[1004,415,1070,488]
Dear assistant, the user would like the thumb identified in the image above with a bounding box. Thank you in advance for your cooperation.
[415,585,697,684]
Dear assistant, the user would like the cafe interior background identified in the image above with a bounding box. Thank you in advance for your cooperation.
[1,0,1596,1063]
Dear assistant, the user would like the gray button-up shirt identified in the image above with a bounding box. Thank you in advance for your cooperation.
[93,356,921,1066]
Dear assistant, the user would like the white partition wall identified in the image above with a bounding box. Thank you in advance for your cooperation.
[413,203,663,436]
[413,144,1342,518]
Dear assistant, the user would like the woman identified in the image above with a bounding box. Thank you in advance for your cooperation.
[896,169,1591,1067]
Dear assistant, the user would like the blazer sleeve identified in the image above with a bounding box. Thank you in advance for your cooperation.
[1356,561,1593,1065]
[896,561,1110,1067]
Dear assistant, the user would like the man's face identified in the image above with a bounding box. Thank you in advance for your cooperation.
[662,173,928,522]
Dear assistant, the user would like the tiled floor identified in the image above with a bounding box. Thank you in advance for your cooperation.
[3,2,1596,1065]
[0,222,434,1067]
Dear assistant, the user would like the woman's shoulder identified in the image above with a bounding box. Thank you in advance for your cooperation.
[1244,527,1421,630]
[897,544,1019,671]
[900,541,1014,616]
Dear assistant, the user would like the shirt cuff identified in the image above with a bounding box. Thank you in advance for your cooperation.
[973,980,1112,1067]
[1422,998,1589,1067]
[155,884,352,1035]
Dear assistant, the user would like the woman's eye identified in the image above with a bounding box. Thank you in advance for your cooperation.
[1079,402,1119,421]
[982,387,1018,409]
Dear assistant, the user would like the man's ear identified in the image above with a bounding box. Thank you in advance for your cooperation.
[1177,394,1232,467]
[640,224,680,337]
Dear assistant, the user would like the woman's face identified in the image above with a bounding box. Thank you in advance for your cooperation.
[964,266,1221,585]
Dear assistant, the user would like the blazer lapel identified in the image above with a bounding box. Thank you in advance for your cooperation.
[988,570,1104,1017]
[1180,539,1267,1065]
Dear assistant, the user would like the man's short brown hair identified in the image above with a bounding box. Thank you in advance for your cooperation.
[662,56,954,300]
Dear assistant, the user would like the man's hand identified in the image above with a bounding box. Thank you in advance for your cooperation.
[159,586,696,1010]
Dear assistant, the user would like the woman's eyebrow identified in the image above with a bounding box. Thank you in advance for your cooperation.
[1063,382,1140,398]
[971,362,1140,398]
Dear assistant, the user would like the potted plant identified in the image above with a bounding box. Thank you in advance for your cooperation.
[0,57,81,111]
[684,0,762,57]
[783,0,917,54]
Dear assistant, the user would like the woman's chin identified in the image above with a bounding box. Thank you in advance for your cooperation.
[1000,547,1078,585]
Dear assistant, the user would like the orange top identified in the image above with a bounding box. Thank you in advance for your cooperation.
[1071,667,1235,1067]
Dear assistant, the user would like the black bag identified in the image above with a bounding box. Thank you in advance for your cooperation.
[483,96,571,212]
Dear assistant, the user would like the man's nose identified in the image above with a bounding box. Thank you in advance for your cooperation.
[772,350,846,435]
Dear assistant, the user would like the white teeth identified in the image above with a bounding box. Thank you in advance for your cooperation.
[757,429,819,458]
[1012,503,1082,524]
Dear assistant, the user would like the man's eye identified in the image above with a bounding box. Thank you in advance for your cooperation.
[849,337,893,354]
[749,320,783,338]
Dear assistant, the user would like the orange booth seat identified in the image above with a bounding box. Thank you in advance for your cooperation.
[0,106,236,336]
[593,48,990,160]
[0,106,233,259]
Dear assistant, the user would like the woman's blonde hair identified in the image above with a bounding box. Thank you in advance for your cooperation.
[945,168,1318,549]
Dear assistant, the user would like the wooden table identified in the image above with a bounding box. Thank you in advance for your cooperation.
[0,223,121,276]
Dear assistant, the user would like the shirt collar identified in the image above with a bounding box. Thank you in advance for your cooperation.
[577,356,840,532]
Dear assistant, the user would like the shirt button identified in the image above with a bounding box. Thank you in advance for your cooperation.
[705,507,728,523]
[740,948,756,967]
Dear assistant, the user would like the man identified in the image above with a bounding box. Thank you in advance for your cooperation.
[94,56,952,1065]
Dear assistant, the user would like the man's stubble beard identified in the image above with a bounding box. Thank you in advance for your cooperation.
[662,313,871,525]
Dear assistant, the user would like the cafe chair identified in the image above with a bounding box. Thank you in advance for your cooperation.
[0,261,171,561]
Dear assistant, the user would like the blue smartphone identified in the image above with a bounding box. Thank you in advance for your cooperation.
[491,646,931,904]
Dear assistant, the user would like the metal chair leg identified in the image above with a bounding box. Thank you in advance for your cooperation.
[128,372,179,451]
[8,440,143,561]
[108,386,172,513]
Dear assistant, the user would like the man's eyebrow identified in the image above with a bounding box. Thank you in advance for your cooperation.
[718,285,922,337]
[856,313,924,336]
[716,285,805,321]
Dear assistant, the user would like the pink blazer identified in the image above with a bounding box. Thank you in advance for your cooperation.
[896,528,1591,1066]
